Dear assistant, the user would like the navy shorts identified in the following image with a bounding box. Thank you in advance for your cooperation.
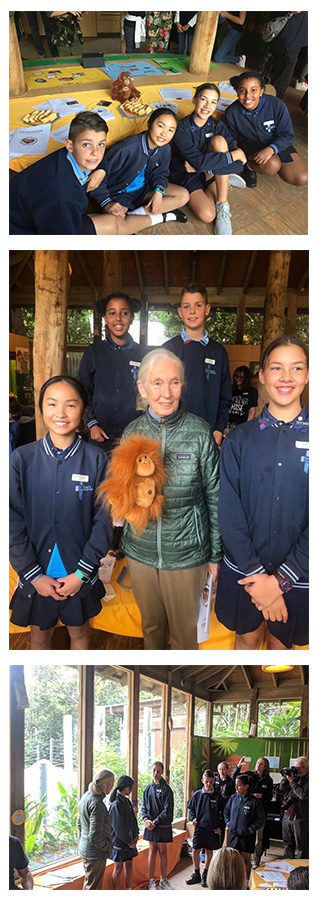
[143,825,172,843]
[110,846,138,862]
[193,825,221,851]
[170,170,215,193]
[215,558,309,648]
[229,831,255,854]
[10,578,105,630]
[246,143,298,164]
[78,214,96,235]
[109,180,153,211]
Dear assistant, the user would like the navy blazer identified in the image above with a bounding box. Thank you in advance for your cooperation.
[141,778,173,827]
[170,113,244,176]
[90,132,172,208]
[225,94,295,156]
[187,788,224,830]
[163,334,232,433]
[78,337,148,439]
[224,792,265,844]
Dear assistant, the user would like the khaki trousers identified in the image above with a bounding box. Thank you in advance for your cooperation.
[82,858,106,890]
[126,558,207,649]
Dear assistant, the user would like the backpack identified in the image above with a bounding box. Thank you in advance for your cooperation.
[259,14,293,43]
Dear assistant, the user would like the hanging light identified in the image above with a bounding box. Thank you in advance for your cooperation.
[261,665,294,673]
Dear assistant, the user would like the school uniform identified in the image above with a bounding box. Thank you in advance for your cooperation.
[188,788,224,851]
[231,767,273,814]
[9,434,112,629]
[214,775,235,806]
[170,113,244,193]
[215,405,309,646]
[141,778,174,843]
[9,147,103,235]
[109,792,139,862]
[163,331,232,434]
[224,791,266,853]
[78,334,148,452]
[228,386,258,425]
[90,132,172,211]
[224,94,297,163]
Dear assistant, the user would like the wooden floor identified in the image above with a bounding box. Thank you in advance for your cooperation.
[139,86,308,237]
[140,840,286,890]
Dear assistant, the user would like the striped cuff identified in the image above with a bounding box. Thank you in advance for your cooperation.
[277,563,300,585]
[77,558,97,580]
[21,564,43,583]
[270,144,278,154]
[87,418,99,429]
[100,197,112,208]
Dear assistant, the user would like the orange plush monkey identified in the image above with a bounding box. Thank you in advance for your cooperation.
[97,434,167,535]
[110,72,141,103]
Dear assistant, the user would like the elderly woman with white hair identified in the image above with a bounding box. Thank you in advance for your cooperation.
[77,768,115,890]
[110,348,222,649]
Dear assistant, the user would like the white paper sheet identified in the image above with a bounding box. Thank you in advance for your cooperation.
[9,124,51,157]
[50,124,72,144]
[151,102,178,115]
[89,106,116,122]
[256,870,288,887]
[159,87,192,101]
[47,96,87,117]
[197,576,213,643]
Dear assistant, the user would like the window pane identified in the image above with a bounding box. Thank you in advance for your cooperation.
[194,697,208,736]
[212,703,250,737]
[24,665,79,870]
[138,676,164,820]
[170,689,188,818]
[257,701,302,737]
[93,666,129,779]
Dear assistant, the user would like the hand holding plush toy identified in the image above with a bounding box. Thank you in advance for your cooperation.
[97,435,167,535]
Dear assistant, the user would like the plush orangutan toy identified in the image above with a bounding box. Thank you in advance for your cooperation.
[110,72,141,103]
[97,434,167,535]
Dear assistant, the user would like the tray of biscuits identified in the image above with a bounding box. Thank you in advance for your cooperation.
[22,109,59,125]
[120,100,153,118]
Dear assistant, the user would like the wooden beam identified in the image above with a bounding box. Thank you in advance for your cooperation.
[205,666,237,690]
[75,251,96,296]
[300,685,309,737]
[243,250,258,294]
[235,295,246,344]
[129,667,140,795]
[216,252,228,295]
[189,12,219,74]
[140,294,148,345]
[241,666,253,690]
[259,250,292,411]
[9,251,34,290]
[10,287,309,311]
[10,665,26,844]
[163,250,169,295]
[103,251,121,296]
[249,689,258,736]
[78,666,94,797]
[33,251,69,439]
[164,670,172,780]
[9,15,27,96]
[285,294,298,334]
[134,251,144,296]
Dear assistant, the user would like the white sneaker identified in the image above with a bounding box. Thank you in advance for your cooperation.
[238,54,246,68]
[149,878,157,889]
[228,173,246,189]
[159,878,174,890]
[214,201,232,235]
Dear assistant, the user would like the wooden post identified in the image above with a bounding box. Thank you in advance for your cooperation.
[164,670,172,781]
[140,294,148,345]
[9,15,27,97]
[33,251,69,439]
[10,665,25,844]
[235,295,246,344]
[129,667,140,795]
[189,12,219,75]
[286,293,298,334]
[258,250,291,411]
[103,251,121,296]
[78,666,94,798]
[300,685,309,739]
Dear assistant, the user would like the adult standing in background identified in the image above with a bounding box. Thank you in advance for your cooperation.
[146,13,173,54]
[174,12,197,56]
[213,12,247,67]
[48,11,86,56]
[78,768,115,890]
[232,756,273,869]
[278,757,309,859]
[269,12,308,98]
[123,12,146,54]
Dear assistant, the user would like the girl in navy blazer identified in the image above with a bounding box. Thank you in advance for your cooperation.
[9,376,112,649]
[109,776,139,889]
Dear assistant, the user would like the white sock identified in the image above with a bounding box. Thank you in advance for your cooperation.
[127,206,147,216]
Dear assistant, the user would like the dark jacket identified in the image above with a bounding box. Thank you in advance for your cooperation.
[224,94,295,157]
[170,113,244,176]
[109,793,139,852]
[90,132,172,208]
[141,778,174,826]
[218,405,309,582]
[224,791,265,845]
[214,774,235,805]
[122,404,222,569]
[9,147,100,235]
[187,788,224,830]
[232,766,273,813]
[278,773,309,821]
[78,336,148,439]
[77,791,112,861]
[163,335,232,433]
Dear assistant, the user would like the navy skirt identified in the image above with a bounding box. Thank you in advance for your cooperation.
[215,558,309,648]
[170,170,215,193]
[229,831,255,854]
[110,846,138,862]
[143,825,173,843]
[10,577,105,630]
[78,213,97,235]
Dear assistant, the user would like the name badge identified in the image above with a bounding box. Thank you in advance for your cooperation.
[205,131,214,139]
[72,474,89,482]
[129,361,141,367]
[295,441,309,449]
[177,454,191,459]
[263,120,275,127]
[205,358,215,365]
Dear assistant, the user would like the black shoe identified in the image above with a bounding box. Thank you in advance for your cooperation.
[243,164,257,188]
[163,209,188,222]
[185,870,201,885]
[201,869,208,888]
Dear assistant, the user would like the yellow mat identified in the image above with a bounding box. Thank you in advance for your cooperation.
[9,562,308,650]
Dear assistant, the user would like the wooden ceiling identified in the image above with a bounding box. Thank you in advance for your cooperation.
[9,249,309,312]
[95,665,308,704]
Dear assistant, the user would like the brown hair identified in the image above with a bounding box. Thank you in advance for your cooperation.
[207,848,247,890]
[260,334,309,370]
[179,283,208,305]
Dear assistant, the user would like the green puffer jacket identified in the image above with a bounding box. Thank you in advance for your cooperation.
[121,404,222,569]
[77,791,112,861]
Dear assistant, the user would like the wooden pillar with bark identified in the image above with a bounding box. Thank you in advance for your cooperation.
[9,15,27,97]
[100,251,122,339]
[258,250,292,411]
[33,251,69,439]
[189,12,219,74]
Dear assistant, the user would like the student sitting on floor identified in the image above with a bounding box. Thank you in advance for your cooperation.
[225,71,308,189]
[169,83,247,234]
[9,111,109,235]
[87,107,189,232]
[186,769,224,888]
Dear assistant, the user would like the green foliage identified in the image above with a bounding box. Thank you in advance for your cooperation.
[50,782,78,845]
[24,796,47,856]
[20,308,93,344]
[257,702,302,737]
[170,746,187,818]
[151,309,264,344]
[212,704,250,738]
[24,666,79,769]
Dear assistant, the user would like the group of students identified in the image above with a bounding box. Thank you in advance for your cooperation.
[9,281,309,651]
[9,67,307,236]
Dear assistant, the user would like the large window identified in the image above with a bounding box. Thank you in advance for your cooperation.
[212,703,250,738]
[194,697,209,736]
[24,665,79,870]
[138,676,164,820]
[257,701,302,737]
[93,666,129,778]
[170,689,188,818]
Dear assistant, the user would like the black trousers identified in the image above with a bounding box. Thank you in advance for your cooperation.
[282,814,309,859]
